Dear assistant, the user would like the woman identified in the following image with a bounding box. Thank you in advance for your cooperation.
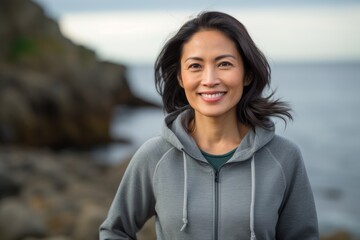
[100,11,319,240]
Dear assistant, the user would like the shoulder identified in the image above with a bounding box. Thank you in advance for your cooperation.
[129,136,175,169]
[264,134,305,173]
[135,136,174,157]
[266,134,302,158]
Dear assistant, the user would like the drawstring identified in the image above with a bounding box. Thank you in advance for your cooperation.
[180,151,188,231]
[250,155,257,240]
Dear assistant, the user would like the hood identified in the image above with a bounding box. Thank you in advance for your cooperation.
[161,107,275,161]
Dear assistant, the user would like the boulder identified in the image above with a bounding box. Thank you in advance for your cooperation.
[0,0,156,148]
[0,199,47,240]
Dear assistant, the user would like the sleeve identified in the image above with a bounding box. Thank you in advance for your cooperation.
[276,146,319,240]
[99,144,156,240]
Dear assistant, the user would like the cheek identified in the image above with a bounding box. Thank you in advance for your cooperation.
[226,74,246,89]
[182,82,196,96]
[180,74,197,91]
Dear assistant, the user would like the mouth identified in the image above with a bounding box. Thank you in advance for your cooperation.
[199,91,226,101]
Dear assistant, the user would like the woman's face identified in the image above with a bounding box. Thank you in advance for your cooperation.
[179,30,249,119]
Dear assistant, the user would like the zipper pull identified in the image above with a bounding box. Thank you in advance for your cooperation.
[215,171,219,183]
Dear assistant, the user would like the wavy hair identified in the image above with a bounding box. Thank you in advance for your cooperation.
[154,11,292,129]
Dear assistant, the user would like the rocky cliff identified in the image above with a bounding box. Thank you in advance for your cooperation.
[0,0,153,148]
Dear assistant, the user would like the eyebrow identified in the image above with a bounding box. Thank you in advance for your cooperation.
[185,54,237,62]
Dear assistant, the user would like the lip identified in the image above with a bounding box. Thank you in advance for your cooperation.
[198,91,226,102]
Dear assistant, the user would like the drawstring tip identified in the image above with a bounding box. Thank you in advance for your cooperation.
[251,232,257,240]
[180,224,187,232]
[180,218,188,232]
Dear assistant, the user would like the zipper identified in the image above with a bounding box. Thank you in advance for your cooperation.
[214,170,220,240]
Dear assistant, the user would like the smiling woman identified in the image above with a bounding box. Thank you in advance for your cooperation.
[99,11,319,240]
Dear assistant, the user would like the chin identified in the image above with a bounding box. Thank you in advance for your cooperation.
[194,108,235,118]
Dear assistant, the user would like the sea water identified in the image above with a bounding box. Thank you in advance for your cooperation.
[100,62,360,236]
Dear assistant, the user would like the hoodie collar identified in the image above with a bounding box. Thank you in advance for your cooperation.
[162,107,275,161]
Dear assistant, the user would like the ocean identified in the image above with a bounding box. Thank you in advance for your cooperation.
[95,62,360,236]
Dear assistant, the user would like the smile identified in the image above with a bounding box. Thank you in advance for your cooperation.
[199,92,226,102]
[201,92,225,98]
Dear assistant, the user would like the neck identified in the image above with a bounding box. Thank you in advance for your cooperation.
[190,111,249,155]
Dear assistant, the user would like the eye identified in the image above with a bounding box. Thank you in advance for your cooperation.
[188,63,202,71]
[218,61,233,69]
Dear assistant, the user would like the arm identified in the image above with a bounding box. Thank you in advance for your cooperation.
[276,146,319,240]
[99,144,156,240]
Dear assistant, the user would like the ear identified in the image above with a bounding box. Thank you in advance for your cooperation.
[244,72,253,86]
[177,74,183,88]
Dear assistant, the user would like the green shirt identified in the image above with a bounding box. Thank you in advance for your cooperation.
[201,148,237,171]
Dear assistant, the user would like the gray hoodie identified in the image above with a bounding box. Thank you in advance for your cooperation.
[99,108,319,240]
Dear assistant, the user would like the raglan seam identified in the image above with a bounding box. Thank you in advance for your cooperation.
[264,147,287,190]
[152,146,177,191]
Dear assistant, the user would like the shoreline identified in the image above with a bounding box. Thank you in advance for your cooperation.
[0,146,359,239]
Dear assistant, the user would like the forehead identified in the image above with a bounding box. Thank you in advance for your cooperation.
[181,30,239,57]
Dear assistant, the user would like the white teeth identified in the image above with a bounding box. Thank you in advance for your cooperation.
[201,93,224,98]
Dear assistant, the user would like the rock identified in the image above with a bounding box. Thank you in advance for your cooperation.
[73,203,108,240]
[0,0,157,149]
[0,199,47,240]
[0,173,22,199]
[0,146,134,239]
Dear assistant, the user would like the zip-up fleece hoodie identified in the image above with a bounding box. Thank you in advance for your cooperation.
[99,108,319,240]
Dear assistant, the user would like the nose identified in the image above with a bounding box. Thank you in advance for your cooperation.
[201,66,219,87]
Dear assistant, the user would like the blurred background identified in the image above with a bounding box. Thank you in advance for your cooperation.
[0,0,359,239]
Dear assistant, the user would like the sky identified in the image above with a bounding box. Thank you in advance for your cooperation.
[34,0,360,65]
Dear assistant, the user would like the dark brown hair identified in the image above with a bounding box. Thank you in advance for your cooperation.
[154,11,292,129]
